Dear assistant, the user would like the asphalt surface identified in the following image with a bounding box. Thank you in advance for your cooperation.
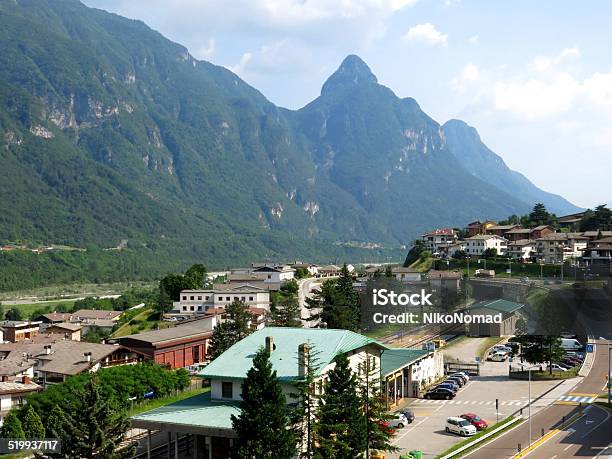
[466,339,611,459]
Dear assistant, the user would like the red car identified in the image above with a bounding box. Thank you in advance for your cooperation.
[460,413,488,430]
[378,421,396,436]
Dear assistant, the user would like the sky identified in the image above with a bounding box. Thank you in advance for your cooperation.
[83,0,612,209]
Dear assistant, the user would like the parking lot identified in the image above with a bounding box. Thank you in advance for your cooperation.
[388,360,577,458]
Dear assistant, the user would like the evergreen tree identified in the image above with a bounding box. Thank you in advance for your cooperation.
[270,296,302,327]
[0,411,25,439]
[316,353,366,458]
[304,279,335,328]
[232,347,296,458]
[5,307,23,321]
[45,404,67,440]
[208,300,253,359]
[358,356,398,456]
[529,203,553,226]
[59,376,135,458]
[384,265,393,278]
[20,404,45,438]
[184,263,208,288]
[319,264,361,331]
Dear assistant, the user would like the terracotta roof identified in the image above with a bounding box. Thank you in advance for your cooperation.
[0,381,42,395]
[506,228,531,234]
[423,228,455,236]
[119,324,213,345]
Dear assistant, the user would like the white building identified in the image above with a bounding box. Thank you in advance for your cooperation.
[0,378,41,426]
[422,228,459,256]
[447,241,467,258]
[465,234,508,256]
[173,284,270,315]
[507,239,537,261]
[535,233,588,264]
[391,267,422,282]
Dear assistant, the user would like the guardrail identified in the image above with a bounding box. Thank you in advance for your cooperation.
[438,416,523,459]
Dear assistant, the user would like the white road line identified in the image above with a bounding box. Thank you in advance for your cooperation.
[564,444,573,451]
[580,404,611,439]
[392,418,427,444]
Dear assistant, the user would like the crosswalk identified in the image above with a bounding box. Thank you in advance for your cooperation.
[413,399,526,406]
[555,393,597,405]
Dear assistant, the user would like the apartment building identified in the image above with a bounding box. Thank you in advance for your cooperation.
[507,239,537,261]
[172,284,270,315]
[465,234,508,256]
[535,233,588,264]
[421,228,458,255]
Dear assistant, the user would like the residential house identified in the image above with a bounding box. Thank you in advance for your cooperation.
[535,233,588,264]
[317,265,341,277]
[250,264,295,283]
[290,262,319,277]
[581,230,612,241]
[558,212,585,231]
[486,224,520,238]
[73,309,122,322]
[0,377,42,426]
[505,226,554,241]
[530,225,555,239]
[172,284,270,316]
[467,220,496,237]
[467,299,524,337]
[426,270,462,291]
[447,241,467,258]
[465,235,508,256]
[421,228,458,256]
[391,267,422,282]
[46,322,82,341]
[507,239,537,261]
[0,321,41,342]
[130,327,442,458]
[0,353,36,383]
[582,237,612,267]
[0,336,139,388]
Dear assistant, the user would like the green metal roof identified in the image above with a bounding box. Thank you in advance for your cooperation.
[380,348,431,377]
[199,327,387,381]
[131,392,240,430]
[469,299,524,314]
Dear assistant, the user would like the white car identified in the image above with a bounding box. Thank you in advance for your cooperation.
[446,417,477,436]
[549,364,567,372]
[493,345,513,353]
[489,351,508,362]
[388,413,408,429]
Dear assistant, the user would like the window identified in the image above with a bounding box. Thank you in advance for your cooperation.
[190,306,195,311]
[221,381,233,398]
[249,296,254,301]
[182,296,187,300]
[190,296,195,301]
[197,296,202,301]
[234,296,239,301]
[241,296,246,301]
[226,296,230,301]
[205,296,209,300]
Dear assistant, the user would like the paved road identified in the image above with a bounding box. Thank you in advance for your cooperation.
[444,337,496,363]
[389,360,569,458]
[466,339,611,459]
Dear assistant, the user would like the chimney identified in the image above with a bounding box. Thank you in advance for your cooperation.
[265,336,275,354]
[22,375,30,385]
[1,376,8,382]
[84,352,92,363]
[298,343,310,378]
[44,345,51,355]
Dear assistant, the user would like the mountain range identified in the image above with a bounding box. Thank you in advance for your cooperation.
[0,0,580,269]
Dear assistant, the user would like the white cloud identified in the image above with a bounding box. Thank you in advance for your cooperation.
[450,63,480,92]
[404,23,448,46]
[530,46,580,72]
[229,52,253,76]
[468,35,479,45]
[194,38,216,60]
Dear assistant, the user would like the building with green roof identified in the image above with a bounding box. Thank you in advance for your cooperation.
[130,327,444,458]
[467,298,524,337]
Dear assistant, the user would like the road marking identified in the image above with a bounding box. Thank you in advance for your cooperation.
[580,404,611,439]
[392,417,427,444]
[564,444,573,451]
[557,395,596,404]
[511,412,585,458]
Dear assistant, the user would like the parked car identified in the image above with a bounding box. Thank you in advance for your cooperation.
[446,376,465,387]
[425,387,456,400]
[378,421,396,436]
[493,345,513,354]
[549,363,567,372]
[448,372,469,383]
[460,413,488,431]
[445,417,477,436]
[560,338,583,351]
[436,382,458,393]
[488,351,508,362]
[388,413,409,429]
[399,409,415,424]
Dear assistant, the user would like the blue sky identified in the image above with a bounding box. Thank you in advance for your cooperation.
[84,0,612,209]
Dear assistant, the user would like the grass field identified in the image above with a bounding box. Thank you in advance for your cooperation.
[1,299,78,319]
[111,307,172,338]
[0,281,156,302]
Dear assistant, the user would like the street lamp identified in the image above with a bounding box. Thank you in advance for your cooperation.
[523,364,540,448]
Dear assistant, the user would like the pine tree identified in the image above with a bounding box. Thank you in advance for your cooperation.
[0,411,25,439]
[59,376,135,458]
[358,355,399,456]
[231,347,296,458]
[316,353,366,458]
[270,296,302,327]
[208,300,253,359]
[20,404,45,438]
[45,404,67,440]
